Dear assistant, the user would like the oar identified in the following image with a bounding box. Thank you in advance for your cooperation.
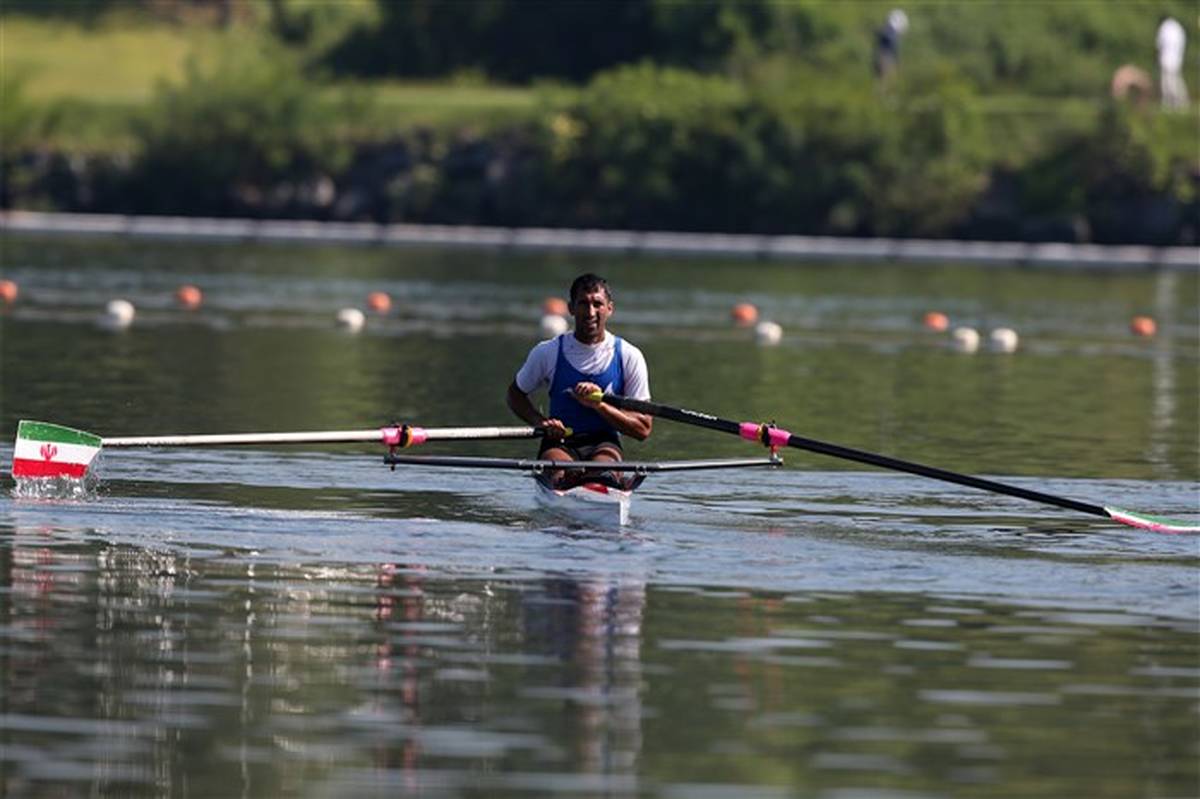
[599,394,1199,535]
[11,420,542,481]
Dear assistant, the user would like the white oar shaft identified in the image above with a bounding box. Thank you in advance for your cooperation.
[101,426,539,448]
[421,427,540,441]
[103,430,382,447]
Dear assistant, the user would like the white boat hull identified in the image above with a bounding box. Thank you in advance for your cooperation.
[533,477,631,526]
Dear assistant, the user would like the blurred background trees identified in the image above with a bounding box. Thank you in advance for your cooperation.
[2,0,1196,243]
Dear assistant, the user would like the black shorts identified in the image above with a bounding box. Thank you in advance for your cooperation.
[538,430,622,460]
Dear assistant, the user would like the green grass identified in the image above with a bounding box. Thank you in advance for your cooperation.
[1,15,236,103]
[1,14,544,148]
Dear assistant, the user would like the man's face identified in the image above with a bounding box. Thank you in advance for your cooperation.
[571,288,612,343]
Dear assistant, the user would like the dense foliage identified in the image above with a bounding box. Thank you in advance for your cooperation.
[2,1,1197,243]
[127,46,361,215]
[322,0,1197,96]
[509,64,993,237]
[12,0,1197,92]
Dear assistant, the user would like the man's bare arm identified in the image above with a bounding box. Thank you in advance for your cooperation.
[506,381,567,439]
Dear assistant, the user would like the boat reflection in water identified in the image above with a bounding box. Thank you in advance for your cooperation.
[365,564,647,794]
[0,532,651,795]
[519,577,645,779]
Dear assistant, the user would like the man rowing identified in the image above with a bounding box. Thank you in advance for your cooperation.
[506,273,652,487]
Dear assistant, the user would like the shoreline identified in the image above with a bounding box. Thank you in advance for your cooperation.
[2,210,1196,270]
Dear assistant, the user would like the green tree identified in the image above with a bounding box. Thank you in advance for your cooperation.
[129,46,358,214]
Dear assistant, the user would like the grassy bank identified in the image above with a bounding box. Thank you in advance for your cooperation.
[2,15,237,103]
[2,14,543,148]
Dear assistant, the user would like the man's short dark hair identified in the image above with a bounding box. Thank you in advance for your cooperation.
[569,273,612,305]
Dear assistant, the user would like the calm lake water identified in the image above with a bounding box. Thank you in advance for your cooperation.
[1,237,1198,798]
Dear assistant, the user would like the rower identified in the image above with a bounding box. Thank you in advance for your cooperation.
[506,273,653,488]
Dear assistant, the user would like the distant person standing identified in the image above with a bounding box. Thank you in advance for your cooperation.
[1156,16,1189,110]
[874,9,909,83]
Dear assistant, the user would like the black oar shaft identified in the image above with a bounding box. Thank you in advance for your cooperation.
[614,397,744,436]
[781,432,1105,517]
[606,395,1107,518]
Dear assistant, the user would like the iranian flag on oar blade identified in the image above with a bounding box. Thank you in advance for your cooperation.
[12,420,102,480]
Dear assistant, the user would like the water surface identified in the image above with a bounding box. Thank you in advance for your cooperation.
[1,238,1197,797]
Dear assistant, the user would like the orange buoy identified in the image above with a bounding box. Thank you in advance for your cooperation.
[1130,316,1156,337]
[175,284,203,310]
[731,302,758,327]
[367,291,392,314]
[922,311,949,332]
[0,279,17,305]
[542,297,569,316]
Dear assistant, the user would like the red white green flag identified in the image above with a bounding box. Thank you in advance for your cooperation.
[12,420,102,480]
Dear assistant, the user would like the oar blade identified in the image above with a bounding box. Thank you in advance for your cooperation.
[11,420,102,480]
[1105,507,1199,535]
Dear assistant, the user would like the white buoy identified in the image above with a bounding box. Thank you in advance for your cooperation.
[754,320,783,346]
[539,313,569,338]
[951,326,980,353]
[335,307,365,333]
[99,299,136,331]
[989,327,1019,353]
